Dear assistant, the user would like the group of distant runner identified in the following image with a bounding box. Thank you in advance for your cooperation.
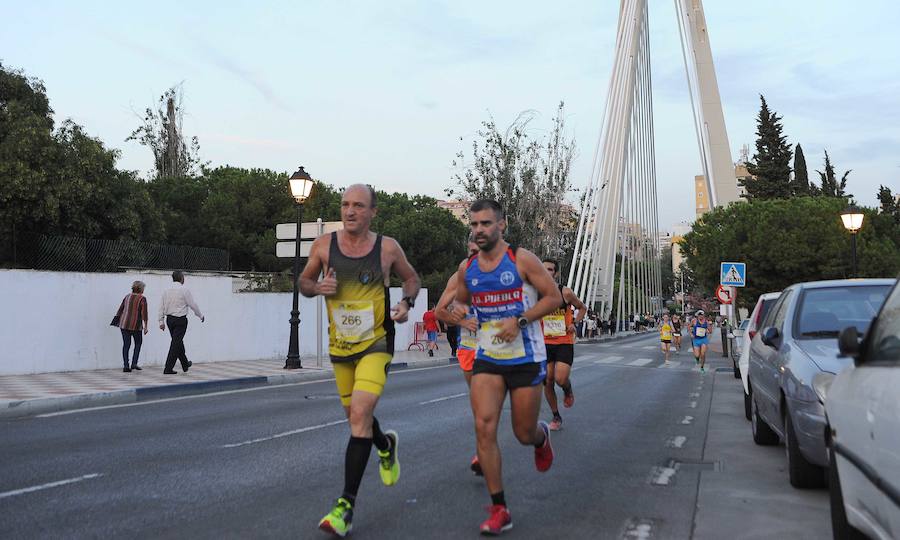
[658,311,714,372]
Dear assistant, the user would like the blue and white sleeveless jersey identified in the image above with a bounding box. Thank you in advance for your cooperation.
[465,247,546,365]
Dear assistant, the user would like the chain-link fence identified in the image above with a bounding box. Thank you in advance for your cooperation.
[7,233,229,272]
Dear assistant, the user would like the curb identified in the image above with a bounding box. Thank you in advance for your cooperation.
[0,358,458,421]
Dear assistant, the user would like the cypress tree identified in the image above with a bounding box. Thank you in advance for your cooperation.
[791,143,809,195]
[743,95,793,200]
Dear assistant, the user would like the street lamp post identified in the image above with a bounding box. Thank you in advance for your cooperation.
[285,167,316,370]
[840,205,865,278]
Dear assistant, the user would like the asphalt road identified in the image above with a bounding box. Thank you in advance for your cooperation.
[0,334,730,539]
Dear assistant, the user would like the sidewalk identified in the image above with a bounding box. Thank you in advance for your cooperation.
[0,329,649,419]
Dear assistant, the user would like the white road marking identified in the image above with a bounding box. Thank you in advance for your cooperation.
[418,392,467,405]
[642,345,656,350]
[650,465,678,485]
[0,473,103,500]
[681,416,694,425]
[659,361,681,369]
[689,392,700,398]
[627,358,653,367]
[223,419,348,448]
[37,364,455,418]
[622,519,654,539]
[689,401,698,408]
[594,356,624,364]
[666,436,687,448]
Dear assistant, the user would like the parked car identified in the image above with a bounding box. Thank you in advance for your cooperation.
[747,278,894,489]
[729,319,750,378]
[739,292,782,420]
[822,279,900,539]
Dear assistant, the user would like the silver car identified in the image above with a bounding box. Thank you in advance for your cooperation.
[747,278,894,489]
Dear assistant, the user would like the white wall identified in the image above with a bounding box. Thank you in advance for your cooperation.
[0,270,427,375]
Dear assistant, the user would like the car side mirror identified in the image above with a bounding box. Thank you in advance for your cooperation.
[838,326,862,364]
[761,326,780,349]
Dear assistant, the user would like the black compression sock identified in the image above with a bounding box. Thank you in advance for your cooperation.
[371,417,390,452]
[561,381,572,395]
[552,410,561,419]
[343,436,373,501]
[491,491,506,507]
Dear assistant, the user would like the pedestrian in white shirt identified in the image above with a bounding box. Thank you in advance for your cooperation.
[159,270,205,374]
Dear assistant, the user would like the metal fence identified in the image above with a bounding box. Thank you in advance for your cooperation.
[7,233,229,273]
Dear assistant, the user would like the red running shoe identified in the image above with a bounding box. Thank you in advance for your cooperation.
[480,505,512,535]
[534,421,554,472]
[471,455,483,476]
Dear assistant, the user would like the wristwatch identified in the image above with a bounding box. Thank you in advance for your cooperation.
[517,316,529,329]
[402,296,416,309]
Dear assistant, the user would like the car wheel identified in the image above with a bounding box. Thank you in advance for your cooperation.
[743,385,752,421]
[751,395,779,445]
[784,409,825,489]
[829,446,867,539]
[733,359,740,379]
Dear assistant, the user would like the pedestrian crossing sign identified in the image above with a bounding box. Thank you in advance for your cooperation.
[720,262,746,287]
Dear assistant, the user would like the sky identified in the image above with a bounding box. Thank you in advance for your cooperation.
[3,0,899,231]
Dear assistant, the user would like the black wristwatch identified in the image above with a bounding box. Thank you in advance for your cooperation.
[402,296,416,309]
[517,316,529,329]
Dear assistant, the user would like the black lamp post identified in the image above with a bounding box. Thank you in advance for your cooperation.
[840,205,865,278]
[285,167,315,370]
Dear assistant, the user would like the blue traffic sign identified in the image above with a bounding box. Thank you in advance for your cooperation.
[720,262,746,287]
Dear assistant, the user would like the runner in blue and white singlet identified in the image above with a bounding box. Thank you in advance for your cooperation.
[447,199,563,536]
[466,246,546,368]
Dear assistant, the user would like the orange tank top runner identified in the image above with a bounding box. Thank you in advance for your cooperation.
[542,303,575,345]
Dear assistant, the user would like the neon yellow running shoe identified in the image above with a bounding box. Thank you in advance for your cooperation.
[377,430,400,486]
[318,497,353,537]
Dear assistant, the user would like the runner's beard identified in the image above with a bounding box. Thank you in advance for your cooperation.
[474,230,501,252]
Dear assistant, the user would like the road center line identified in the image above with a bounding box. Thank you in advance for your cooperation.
[418,392,467,405]
[689,401,698,408]
[222,419,348,448]
[650,465,678,485]
[666,435,687,448]
[0,473,103,500]
[681,416,694,425]
[594,356,623,364]
[627,358,653,367]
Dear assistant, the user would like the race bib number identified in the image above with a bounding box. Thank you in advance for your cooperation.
[333,301,376,343]
[478,320,526,360]
[543,315,567,337]
[695,327,707,338]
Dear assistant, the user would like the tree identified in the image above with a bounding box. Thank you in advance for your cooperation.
[877,185,899,224]
[742,96,793,200]
[450,102,576,257]
[127,86,203,179]
[791,143,810,196]
[679,197,899,308]
[816,150,852,198]
[1,63,164,267]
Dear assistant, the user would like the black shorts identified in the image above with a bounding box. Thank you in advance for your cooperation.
[545,344,575,366]
[661,339,671,344]
[473,359,546,389]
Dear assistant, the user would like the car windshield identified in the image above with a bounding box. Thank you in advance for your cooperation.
[739,320,749,330]
[795,285,891,338]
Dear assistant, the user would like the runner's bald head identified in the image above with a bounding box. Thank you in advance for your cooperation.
[346,183,377,208]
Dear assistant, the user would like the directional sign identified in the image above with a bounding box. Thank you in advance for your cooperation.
[276,240,313,258]
[276,221,343,241]
[715,284,733,304]
[720,262,746,287]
